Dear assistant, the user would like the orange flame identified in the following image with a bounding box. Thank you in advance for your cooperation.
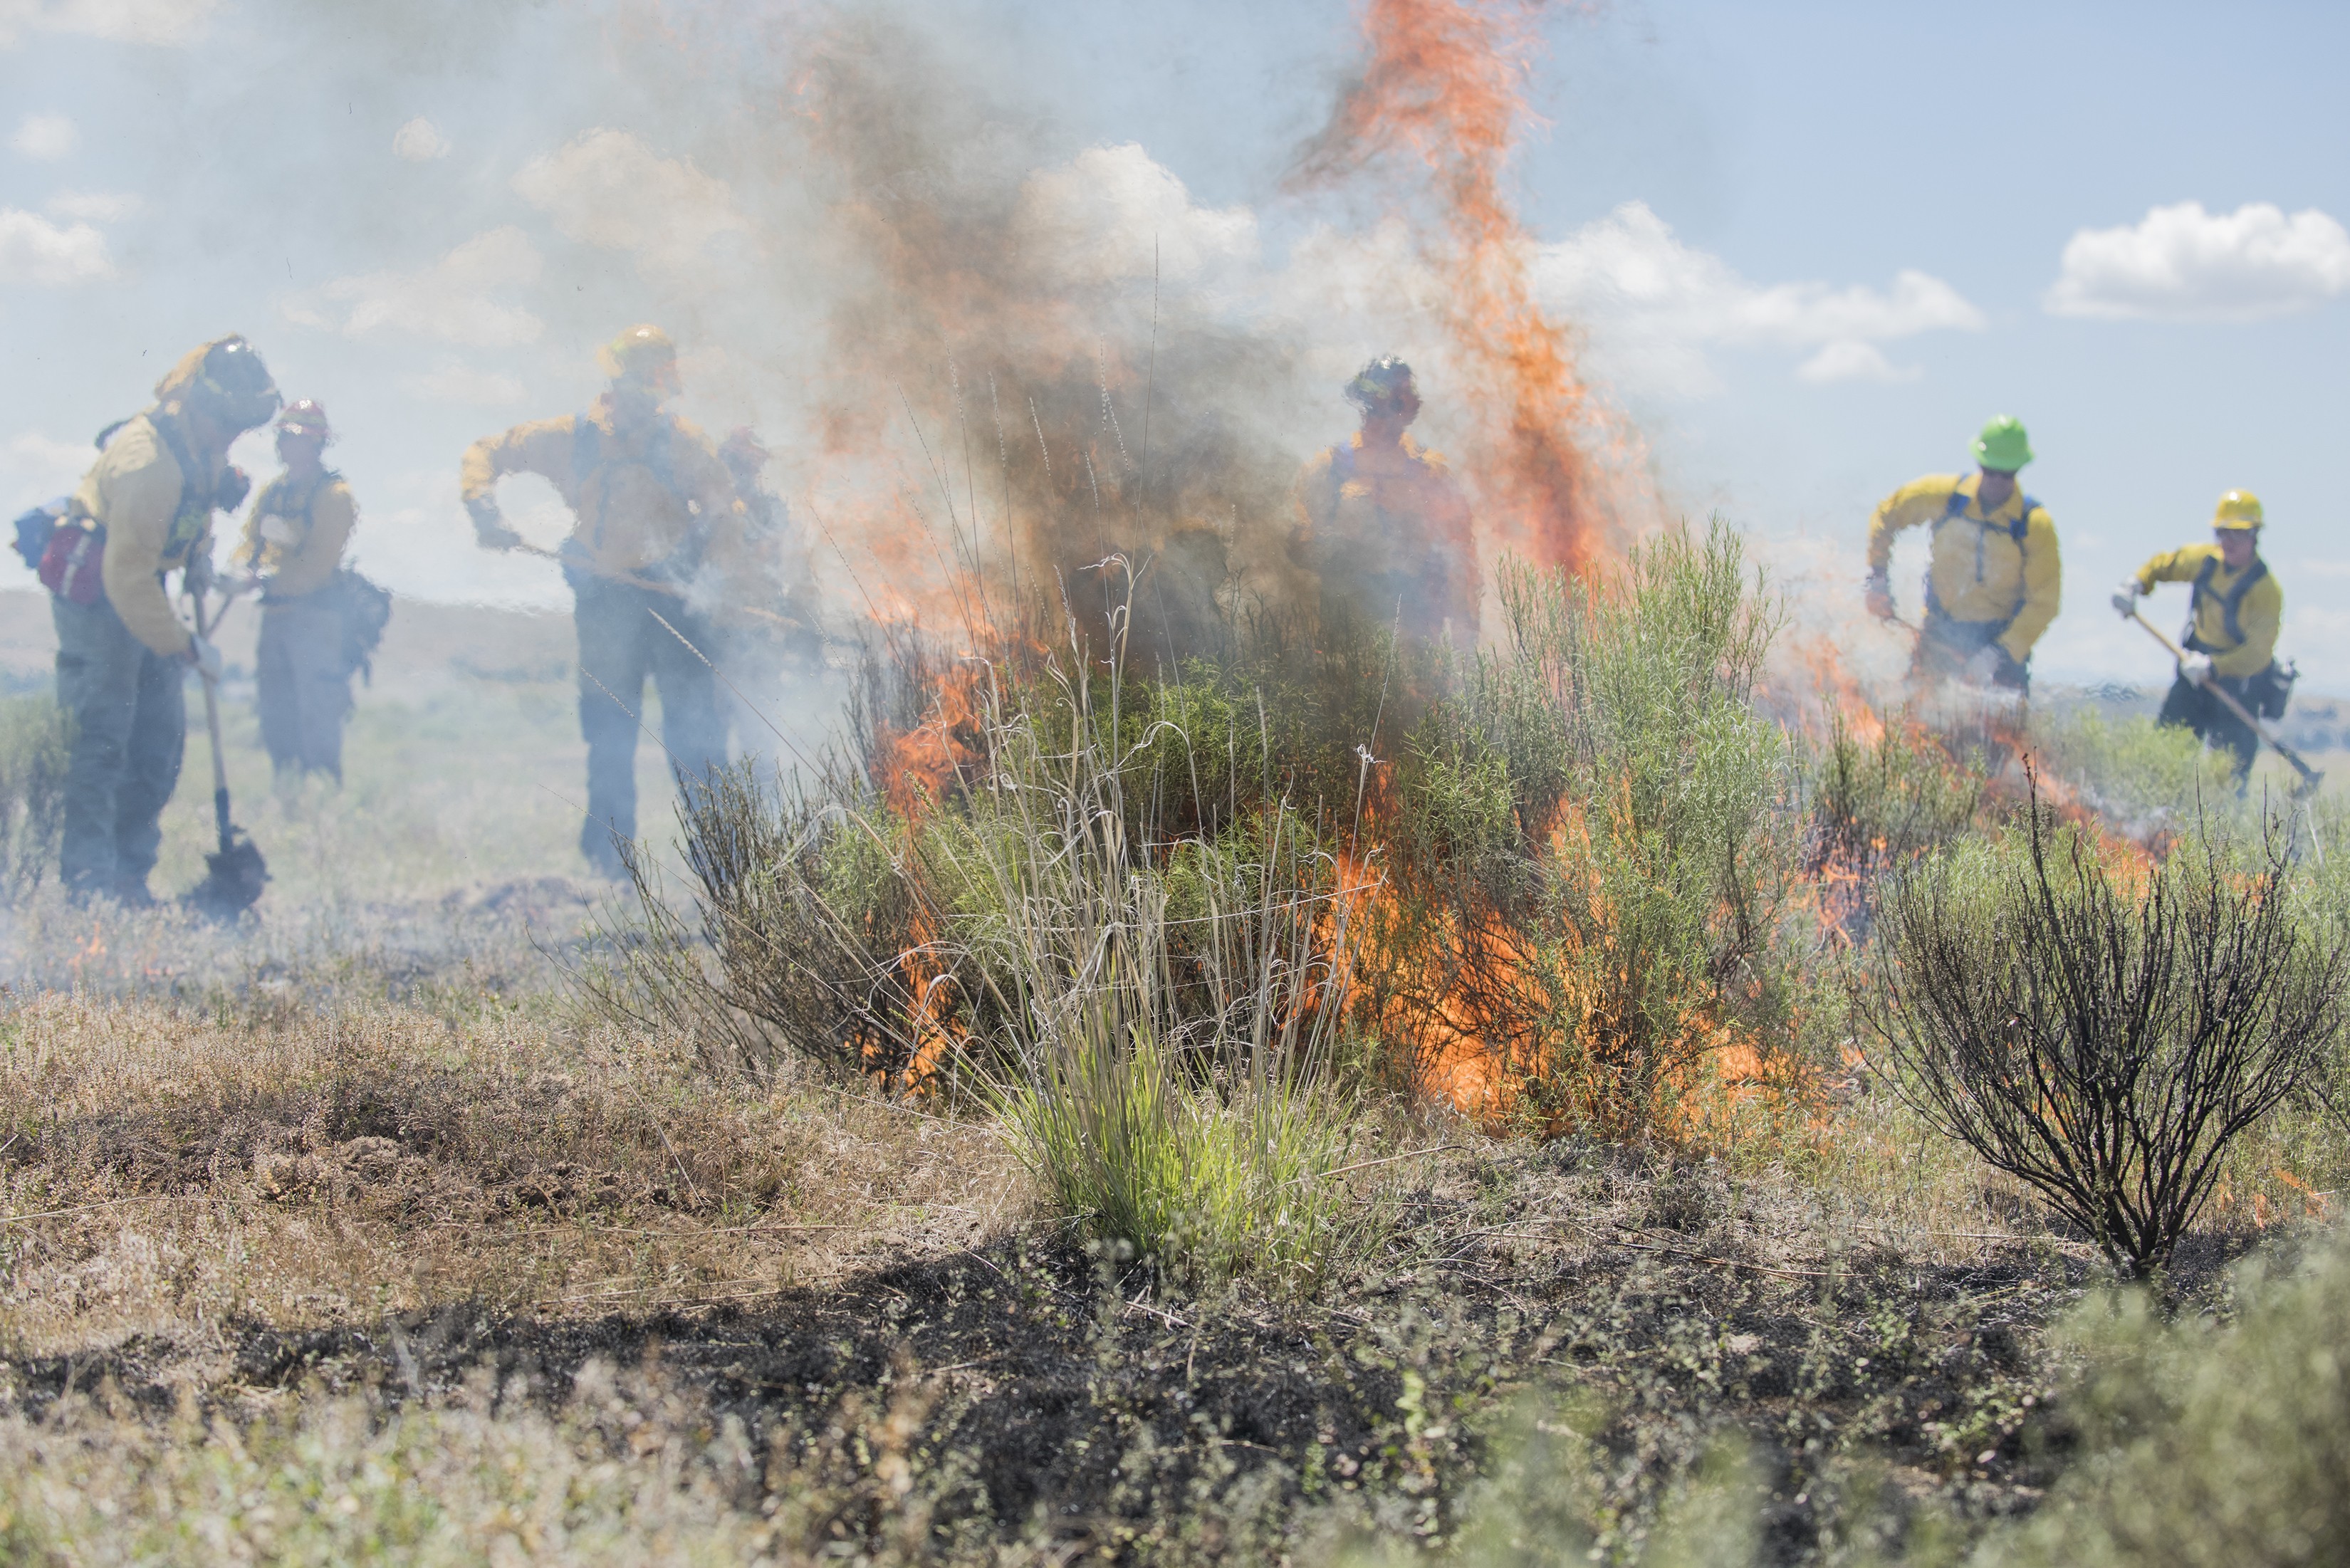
[1297,0,1626,582]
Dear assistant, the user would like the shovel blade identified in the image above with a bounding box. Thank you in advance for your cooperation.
[186,829,269,921]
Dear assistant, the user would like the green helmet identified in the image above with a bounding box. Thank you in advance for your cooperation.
[1970,414,2033,473]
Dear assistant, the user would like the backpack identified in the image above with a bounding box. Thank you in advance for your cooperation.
[11,499,66,570]
[330,568,394,685]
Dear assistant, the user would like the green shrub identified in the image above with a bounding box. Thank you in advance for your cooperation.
[938,612,1359,1287]
[0,694,70,901]
[1980,1223,2350,1568]
[2028,706,2233,836]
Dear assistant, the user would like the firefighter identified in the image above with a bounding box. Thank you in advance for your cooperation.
[459,325,749,878]
[1865,415,2061,693]
[45,336,276,904]
[1291,356,1477,647]
[234,399,359,783]
[2111,490,2288,783]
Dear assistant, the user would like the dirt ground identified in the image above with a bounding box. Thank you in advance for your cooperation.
[6,989,2278,1564]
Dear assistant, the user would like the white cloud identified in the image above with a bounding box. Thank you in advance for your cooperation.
[0,0,218,46]
[1,430,93,513]
[401,360,527,407]
[512,129,749,276]
[2046,200,2350,322]
[1013,142,1259,290]
[1795,341,1918,385]
[1532,202,1984,394]
[283,226,544,348]
[44,189,137,221]
[0,207,113,283]
[392,117,450,162]
[9,113,75,160]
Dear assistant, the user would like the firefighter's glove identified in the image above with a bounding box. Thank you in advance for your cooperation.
[1864,570,1895,621]
[2183,652,2216,686]
[2110,580,2142,617]
[183,549,215,597]
[215,466,251,514]
[466,495,522,552]
[185,634,224,684]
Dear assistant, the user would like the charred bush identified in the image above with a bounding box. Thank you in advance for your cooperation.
[1868,793,2349,1275]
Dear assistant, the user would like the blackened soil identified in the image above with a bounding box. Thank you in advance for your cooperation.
[6,1146,2219,1564]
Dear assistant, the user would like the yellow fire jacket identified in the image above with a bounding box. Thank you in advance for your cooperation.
[459,398,749,589]
[238,471,356,601]
[68,409,224,658]
[2133,543,2282,679]
[1866,472,2061,662]
[1292,432,1478,638]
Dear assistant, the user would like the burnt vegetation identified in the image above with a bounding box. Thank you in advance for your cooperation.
[1869,793,2349,1277]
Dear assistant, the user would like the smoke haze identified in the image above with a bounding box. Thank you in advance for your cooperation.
[2,0,1654,656]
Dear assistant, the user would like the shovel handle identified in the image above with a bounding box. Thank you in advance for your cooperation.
[189,582,234,852]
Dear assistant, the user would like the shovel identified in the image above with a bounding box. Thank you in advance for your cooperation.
[2129,607,2327,864]
[183,583,268,918]
[2128,610,2323,795]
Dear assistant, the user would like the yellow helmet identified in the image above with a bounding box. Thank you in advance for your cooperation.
[596,324,679,389]
[2212,489,2265,532]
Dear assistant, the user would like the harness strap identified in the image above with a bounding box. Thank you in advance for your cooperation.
[2184,553,2269,654]
[141,410,219,565]
[251,470,338,565]
[1923,484,2037,625]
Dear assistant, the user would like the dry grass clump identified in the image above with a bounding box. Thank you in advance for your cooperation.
[0,1360,782,1566]
[0,992,1022,1361]
[0,694,70,904]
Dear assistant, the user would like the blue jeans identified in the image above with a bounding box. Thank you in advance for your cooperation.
[53,593,187,898]
[572,574,726,874]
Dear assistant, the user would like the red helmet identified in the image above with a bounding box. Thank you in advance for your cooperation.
[276,399,331,439]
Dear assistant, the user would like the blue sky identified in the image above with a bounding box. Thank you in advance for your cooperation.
[2,0,2344,687]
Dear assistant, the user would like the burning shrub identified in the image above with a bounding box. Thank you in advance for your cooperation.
[1868,798,2349,1275]
[0,694,70,903]
[597,575,1363,1285]
[1803,709,1985,947]
[1359,521,1798,1137]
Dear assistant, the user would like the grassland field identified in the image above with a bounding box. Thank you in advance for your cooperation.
[2,583,2349,1567]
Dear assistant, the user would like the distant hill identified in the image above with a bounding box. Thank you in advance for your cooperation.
[0,587,575,701]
